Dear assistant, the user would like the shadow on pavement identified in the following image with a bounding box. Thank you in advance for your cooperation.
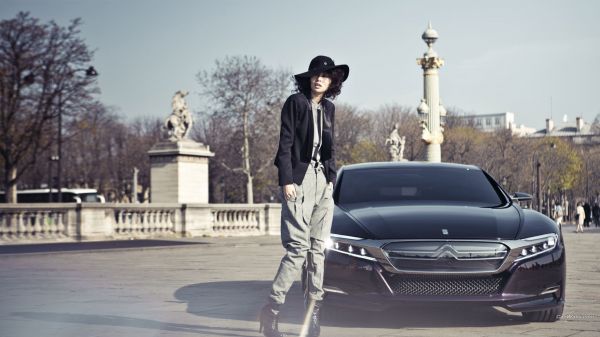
[0,239,207,254]
[174,280,306,325]
[11,312,253,337]
[174,281,528,329]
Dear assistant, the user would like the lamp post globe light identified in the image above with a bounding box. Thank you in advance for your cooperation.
[417,22,446,162]
[55,66,98,202]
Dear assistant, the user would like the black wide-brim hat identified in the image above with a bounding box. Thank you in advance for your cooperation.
[294,55,349,82]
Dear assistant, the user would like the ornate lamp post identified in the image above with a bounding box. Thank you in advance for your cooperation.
[532,142,556,213]
[417,22,446,162]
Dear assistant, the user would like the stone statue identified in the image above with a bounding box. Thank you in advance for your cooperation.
[399,135,406,161]
[164,90,193,142]
[385,124,406,161]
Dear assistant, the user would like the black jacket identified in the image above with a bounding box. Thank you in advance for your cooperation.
[274,92,337,186]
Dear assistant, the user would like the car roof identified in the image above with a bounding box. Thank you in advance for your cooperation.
[340,161,481,172]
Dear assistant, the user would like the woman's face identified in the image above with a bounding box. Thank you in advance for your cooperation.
[310,73,332,96]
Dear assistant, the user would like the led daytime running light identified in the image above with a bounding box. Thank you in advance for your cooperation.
[326,237,375,261]
[517,234,558,260]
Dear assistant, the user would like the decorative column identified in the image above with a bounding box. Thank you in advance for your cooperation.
[417,22,446,162]
[132,167,139,203]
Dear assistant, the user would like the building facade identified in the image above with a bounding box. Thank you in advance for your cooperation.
[526,117,600,145]
[457,112,536,136]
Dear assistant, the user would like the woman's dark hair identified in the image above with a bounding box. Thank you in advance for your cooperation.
[294,68,345,100]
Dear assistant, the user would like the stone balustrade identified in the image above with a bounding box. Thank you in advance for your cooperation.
[112,206,179,237]
[0,203,281,245]
[211,205,262,234]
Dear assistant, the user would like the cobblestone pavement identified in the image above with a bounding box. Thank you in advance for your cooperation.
[0,224,599,337]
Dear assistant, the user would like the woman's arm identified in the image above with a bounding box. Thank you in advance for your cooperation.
[275,95,296,187]
[327,104,337,186]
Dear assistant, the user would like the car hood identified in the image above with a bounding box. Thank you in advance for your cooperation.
[340,204,521,240]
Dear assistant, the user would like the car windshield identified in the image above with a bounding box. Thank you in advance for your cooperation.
[337,167,506,208]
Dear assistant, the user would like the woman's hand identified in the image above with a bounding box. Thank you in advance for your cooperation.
[283,184,296,201]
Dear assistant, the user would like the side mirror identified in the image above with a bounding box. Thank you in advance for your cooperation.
[512,192,533,202]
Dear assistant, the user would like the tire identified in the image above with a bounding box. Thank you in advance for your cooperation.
[522,304,564,322]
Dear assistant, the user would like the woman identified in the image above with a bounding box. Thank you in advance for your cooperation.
[576,202,585,233]
[260,55,349,337]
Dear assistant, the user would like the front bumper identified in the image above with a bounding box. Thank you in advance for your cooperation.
[323,242,565,312]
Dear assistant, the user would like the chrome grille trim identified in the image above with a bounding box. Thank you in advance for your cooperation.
[382,241,510,273]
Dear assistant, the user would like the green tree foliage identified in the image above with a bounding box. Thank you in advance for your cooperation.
[535,137,582,193]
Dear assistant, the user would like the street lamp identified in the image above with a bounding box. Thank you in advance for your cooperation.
[536,160,541,212]
[56,66,98,202]
[533,142,556,214]
[48,155,59,202]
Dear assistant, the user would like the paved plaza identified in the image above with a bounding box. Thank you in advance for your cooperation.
[0,224,599,337]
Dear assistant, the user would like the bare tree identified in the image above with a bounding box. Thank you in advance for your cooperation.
[370,104,422,161]
[61,102,117,191]
[0,12,97,202]
[443,125,486,165]
[334,103,372,166]
[196,56,290,203]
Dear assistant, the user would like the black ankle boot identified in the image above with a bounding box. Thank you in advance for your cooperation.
[259,303,285,337]
[307,300,322,337]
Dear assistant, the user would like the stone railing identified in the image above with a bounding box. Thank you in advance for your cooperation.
[0,203,281,245]
[211,204,263,234]
[112,206,179,237]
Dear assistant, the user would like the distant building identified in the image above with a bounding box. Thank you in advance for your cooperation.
[454,112,599,143]
[526,117,600,145]
[456,112,536,136]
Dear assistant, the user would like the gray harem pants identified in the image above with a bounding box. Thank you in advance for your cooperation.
[269,162,334,306]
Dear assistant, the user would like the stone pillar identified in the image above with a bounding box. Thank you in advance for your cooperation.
[182,204,213,237]
[417,22,446,162]
[148,140,214,204]
[76,204,111,240]
[264,203,282,236]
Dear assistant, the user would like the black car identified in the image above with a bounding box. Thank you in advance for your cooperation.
[322,162,565,322]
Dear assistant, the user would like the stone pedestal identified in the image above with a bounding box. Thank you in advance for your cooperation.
[148,140,214,204]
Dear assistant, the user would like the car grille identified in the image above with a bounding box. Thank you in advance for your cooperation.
[383,241,509,273]
[384,273,505,296]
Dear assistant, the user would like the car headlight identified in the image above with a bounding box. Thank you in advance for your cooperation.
[325,234,376,261]
[515,233,558,261]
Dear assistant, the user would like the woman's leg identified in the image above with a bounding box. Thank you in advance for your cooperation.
[269,183,311,307]
[306,171,334,302]
[304,167,333,337]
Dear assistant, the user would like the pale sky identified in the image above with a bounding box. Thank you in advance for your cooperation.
[2,0,599,129]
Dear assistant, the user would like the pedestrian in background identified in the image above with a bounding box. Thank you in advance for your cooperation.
[592,202,600,227]
[553,201,564,226]
[576,202,585,233]
[583,202,591,227]
[260,55,349,337]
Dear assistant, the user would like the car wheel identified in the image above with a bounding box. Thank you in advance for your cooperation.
[522,304,564,322]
